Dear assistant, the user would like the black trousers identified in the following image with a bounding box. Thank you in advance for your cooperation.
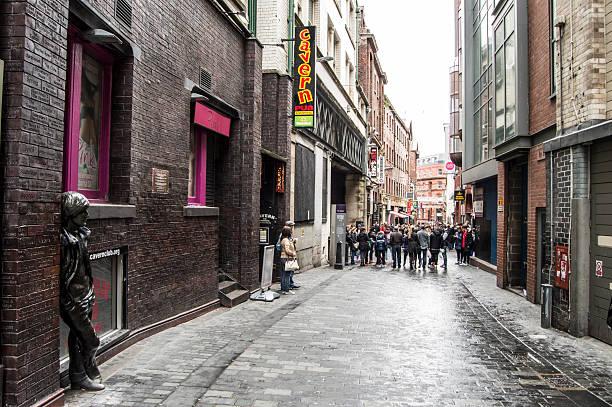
[60,295,101,383]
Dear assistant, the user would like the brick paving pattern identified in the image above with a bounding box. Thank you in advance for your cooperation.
[65,253,612,406]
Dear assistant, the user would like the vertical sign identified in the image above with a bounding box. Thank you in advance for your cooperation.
[275,161,285,193]
[369,147,378,177]
[595,260,603,277]
[293,26,316,128]
[378,155,384,184]
[0,59,4,143]
[555,246,570,290]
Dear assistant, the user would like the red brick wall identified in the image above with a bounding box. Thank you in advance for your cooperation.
[526,146,547,302]
[528,0,556,134]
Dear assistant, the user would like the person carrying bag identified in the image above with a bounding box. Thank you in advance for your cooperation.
[279,226,297,295]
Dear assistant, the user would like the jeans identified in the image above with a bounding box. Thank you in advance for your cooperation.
[376,250,385,265]
[391,245,402,268]
[456,249,462,262]
[442,247,447,268]
[420,248,428,268]
[350,247,358,264]
[403,249,409,267]
[280,258,291,292]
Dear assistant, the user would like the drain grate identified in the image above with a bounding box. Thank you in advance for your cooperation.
[539,374,584,391]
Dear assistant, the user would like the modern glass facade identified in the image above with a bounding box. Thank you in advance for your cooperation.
[494,5,516,144]
[471,0,494,165]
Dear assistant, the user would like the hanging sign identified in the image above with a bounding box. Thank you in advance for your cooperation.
[275,161,285,193]
[293,26,316,128]
[378,155,384,184]
[369,147,378,178]
[596,260,603,277]
[454,190,465,201]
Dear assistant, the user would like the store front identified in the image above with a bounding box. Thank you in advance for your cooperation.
[472,177,497,265]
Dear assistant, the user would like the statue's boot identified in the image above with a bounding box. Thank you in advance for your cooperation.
[70,374,105,391]
[84,351,102,383]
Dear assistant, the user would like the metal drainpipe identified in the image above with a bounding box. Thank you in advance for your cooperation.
[288,0,294,73]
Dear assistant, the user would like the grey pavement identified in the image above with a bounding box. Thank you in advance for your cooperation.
[65,251,612,407]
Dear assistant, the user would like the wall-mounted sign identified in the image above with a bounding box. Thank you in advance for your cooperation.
[259,227,269,244]
[194,103,231,137]
[555,246,569,290]
[152,168,169,194]
[293,26,316,128]
[369,147,378,178]
[454,190,465,201]
[497,197,504,212]
[275,161,285,193]
[378,155,384,184]
[596,260,603,277]
[473,200,484,218]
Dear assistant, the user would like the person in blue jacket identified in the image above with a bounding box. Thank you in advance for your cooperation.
[374,231,387,268]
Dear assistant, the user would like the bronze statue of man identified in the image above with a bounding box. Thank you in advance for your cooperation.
[60,192,105,391]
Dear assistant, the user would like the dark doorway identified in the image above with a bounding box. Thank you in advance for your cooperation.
[331,168,346,204]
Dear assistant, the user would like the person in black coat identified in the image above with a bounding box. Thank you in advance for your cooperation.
[357,227,370,266]
[429,227,443,268]
[461,227,474,265]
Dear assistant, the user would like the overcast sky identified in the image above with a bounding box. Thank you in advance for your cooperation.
[358,0,455,157]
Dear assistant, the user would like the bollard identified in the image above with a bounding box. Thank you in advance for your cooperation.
[541,284,553,329]
[334,241,344,269]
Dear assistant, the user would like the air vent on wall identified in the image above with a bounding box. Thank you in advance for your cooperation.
[199,67,212,90]
[115,0,133,28]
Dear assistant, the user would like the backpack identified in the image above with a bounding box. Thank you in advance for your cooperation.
[275,235,281,251]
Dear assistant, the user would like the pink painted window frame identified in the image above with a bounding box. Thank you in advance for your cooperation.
[188,128,207,205]
[64,29,113,202]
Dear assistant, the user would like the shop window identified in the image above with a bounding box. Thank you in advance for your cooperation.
[189,129,218,206]
[64,33,113,201]
[60,248,126,361]
[294,144,315,221]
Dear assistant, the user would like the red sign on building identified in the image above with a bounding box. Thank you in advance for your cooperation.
[555,246,570,290]
[275,162,285,193]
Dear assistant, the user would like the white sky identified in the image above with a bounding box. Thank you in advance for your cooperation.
[357,0,455,156]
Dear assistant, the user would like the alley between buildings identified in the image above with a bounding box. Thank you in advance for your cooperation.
[65,256,612,407]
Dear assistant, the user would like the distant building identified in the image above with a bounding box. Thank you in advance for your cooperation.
[416,154,447,224]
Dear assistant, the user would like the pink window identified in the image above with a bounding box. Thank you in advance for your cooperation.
[188,128,207,205]
[63,29,113,201]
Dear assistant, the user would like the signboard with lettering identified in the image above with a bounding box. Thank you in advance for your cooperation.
[152,168,169,194]
[378,155,384,184]
[293,26,316,128]
[454,190,465,201]
[275,161,285,193]
[596,260,603,277]
[369,147,378,178]
[473,200,484,218]
[194,103,231,137]
[555,246,570,290]
[498,197,504,212]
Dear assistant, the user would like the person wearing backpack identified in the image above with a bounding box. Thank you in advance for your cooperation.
[374,231,387,267]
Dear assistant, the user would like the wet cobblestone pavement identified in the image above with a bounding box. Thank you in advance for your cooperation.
[66,253,612,406]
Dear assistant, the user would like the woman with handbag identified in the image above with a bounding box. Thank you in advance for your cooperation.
[280,226,298,295]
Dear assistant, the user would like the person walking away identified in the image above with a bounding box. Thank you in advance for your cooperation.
[429,226,443,270]
[441,225,451,270]
[374,231,387,267]
[408,227,419,270]
[357,227,370,266]
[279,226,296,294]
[417,226,430,270]
[455,226,464,264]
[389,227,403,269]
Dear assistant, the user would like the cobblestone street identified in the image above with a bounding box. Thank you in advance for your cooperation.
[65,254,612,407]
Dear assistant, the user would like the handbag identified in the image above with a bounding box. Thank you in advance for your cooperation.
[352,242,359,250]
[285,258,299,271]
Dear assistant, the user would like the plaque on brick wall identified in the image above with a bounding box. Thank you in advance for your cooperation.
[152,168,169,194]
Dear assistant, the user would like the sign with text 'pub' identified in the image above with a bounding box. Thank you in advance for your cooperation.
[293,26,316,128]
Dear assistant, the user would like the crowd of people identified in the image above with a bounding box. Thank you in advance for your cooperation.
[345,222,478,271]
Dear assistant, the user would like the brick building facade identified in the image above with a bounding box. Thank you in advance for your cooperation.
[416,154,447,224]
[0,0,262,405]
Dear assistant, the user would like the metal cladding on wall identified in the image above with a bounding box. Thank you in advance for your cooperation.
[293,26,316,128]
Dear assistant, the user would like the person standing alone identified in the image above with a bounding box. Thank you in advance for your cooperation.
[389,227,403,269]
